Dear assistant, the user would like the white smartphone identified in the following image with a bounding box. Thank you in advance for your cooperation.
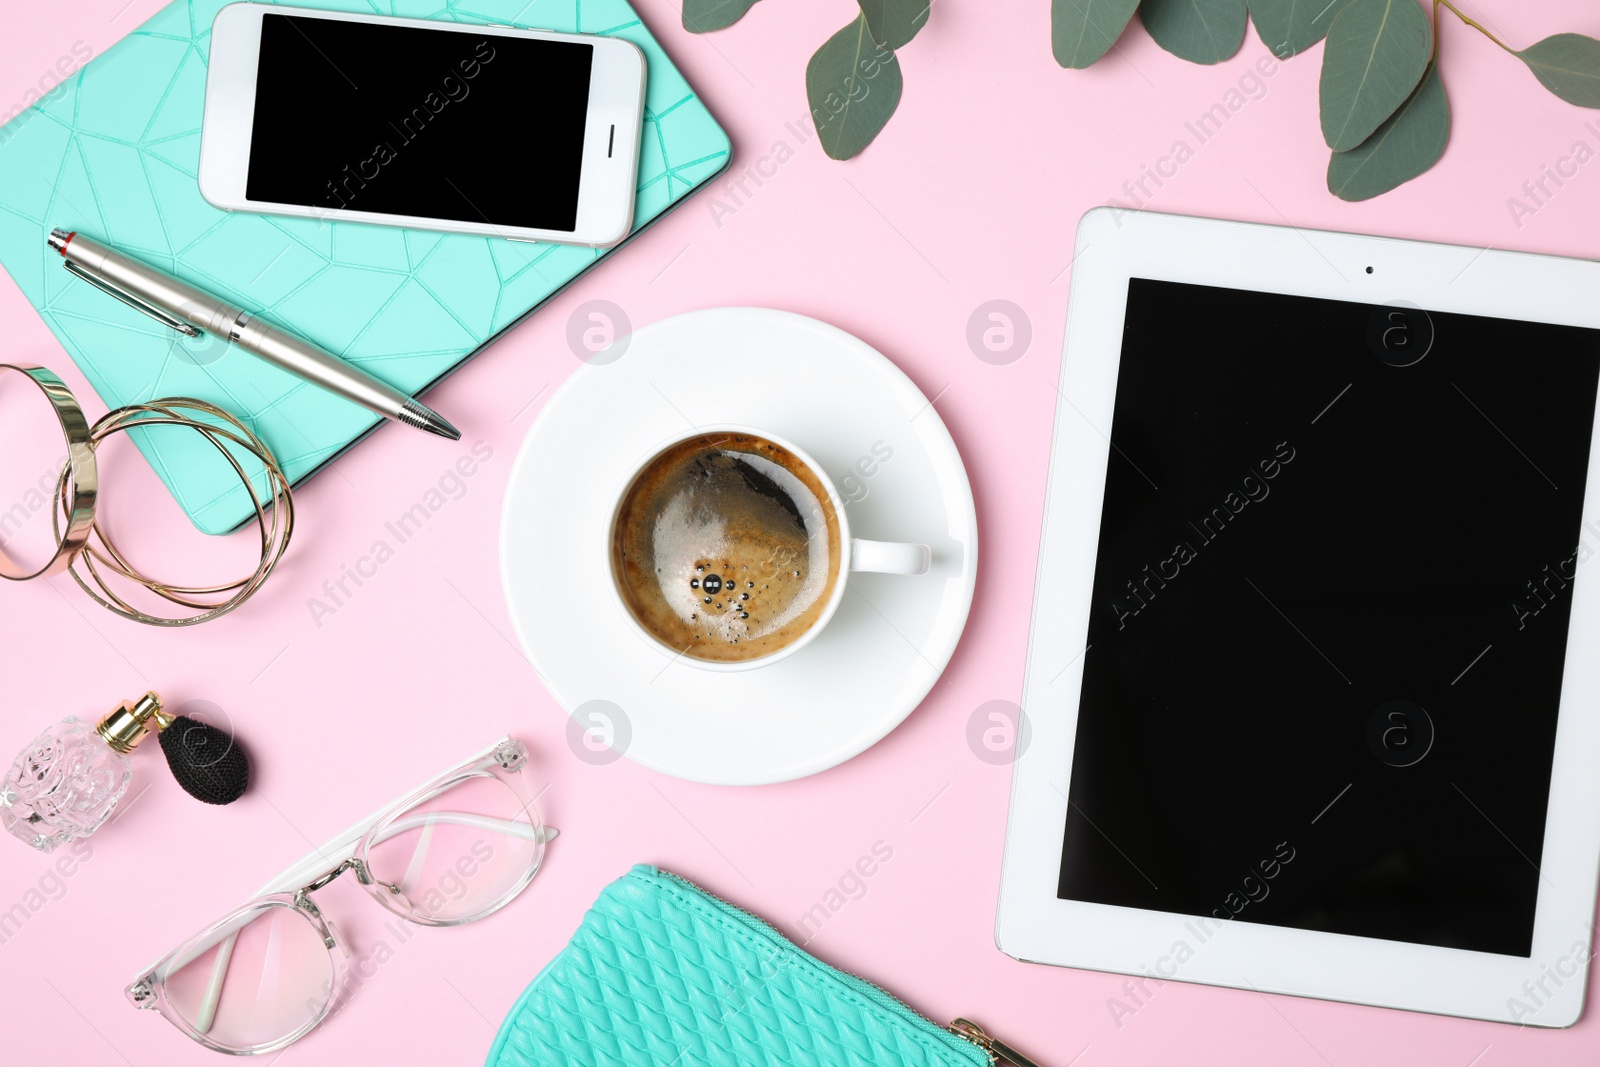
[200,4,646,247]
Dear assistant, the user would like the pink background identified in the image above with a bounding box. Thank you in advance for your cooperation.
[4,1,1600,1064]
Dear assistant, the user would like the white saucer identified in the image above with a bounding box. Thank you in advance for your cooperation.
[500,308,977,785]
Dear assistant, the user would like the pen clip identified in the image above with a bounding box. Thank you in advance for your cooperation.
[64,261,202,338]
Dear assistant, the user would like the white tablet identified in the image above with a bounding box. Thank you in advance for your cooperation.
[998,209,1600,1027]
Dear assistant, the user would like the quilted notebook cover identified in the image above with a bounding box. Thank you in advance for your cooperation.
[0,0,729,534]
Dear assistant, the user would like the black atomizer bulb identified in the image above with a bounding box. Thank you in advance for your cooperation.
[158,711,251,805]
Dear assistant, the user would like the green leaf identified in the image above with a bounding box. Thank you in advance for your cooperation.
[1519,34,1600,108]
[858,0,930,50]
[683,0,761,33]
[1249,0,1349,58]
[806,16,904,160]
[1328,62,1448,200]
[1053,0,1141,68]
[1140,0,1248,65]
[1319,0,1430,151]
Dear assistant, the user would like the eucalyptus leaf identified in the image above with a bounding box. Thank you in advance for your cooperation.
[683,0,761,33]
[806,16,904,160]
[1249,0,1348,58]
[858,0,930,51]
[1519,34,1600,108]
[1052,0,1141,69]
[1328,63,1448,200]
[1319,0,1431,151]
[1140,0,1248,65]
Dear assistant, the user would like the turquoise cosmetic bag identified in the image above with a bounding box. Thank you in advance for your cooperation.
[486,865,1034,1067]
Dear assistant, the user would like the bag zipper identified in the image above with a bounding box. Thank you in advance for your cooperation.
[654,869,1045,1066]
[949,1019,1049,1067]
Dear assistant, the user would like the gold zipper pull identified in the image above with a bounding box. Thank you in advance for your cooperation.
[949,1018,1049,1067]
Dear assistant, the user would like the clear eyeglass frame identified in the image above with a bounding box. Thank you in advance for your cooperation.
[125,736,554,1056]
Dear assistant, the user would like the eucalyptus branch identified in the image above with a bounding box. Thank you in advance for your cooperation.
[1435,0,1518,56]
[690,0,1600,193]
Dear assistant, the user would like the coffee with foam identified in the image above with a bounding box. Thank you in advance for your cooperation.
[611,432,842,663]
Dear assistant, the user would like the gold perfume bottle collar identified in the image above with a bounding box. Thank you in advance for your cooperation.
[96,692,172,754]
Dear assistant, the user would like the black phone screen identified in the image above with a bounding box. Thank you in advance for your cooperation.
[246,15,593,231]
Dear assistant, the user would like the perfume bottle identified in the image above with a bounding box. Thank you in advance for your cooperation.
[0,693,249,852]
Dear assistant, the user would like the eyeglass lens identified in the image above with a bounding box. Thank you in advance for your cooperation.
[163,904,333,1051]
[363,773,543,924]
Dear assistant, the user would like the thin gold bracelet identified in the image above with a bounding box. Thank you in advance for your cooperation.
[49,397,295,627]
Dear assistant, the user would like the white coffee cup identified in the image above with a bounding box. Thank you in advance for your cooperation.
[607,425,930,672]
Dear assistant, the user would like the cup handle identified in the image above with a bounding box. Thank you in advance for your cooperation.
[850,538,930,576]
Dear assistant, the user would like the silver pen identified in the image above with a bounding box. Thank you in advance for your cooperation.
[48,228,460,440]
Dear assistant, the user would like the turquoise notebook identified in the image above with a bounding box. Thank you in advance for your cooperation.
[0,0,728,534]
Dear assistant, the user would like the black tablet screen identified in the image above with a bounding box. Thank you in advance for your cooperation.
[1059,278,1600,958]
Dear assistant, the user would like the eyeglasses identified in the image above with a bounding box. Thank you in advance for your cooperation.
[126,736,555,1055]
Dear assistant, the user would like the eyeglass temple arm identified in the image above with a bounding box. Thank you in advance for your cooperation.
[191,929,237,1035]
[184,811,556,1034]
[258,812,556,899]
[370,811,556,849]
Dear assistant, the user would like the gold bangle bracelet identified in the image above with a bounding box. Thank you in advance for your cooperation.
[52,398,294,627]
[0,363,97,581]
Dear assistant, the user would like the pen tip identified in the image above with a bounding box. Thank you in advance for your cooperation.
[402,398,461,441]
